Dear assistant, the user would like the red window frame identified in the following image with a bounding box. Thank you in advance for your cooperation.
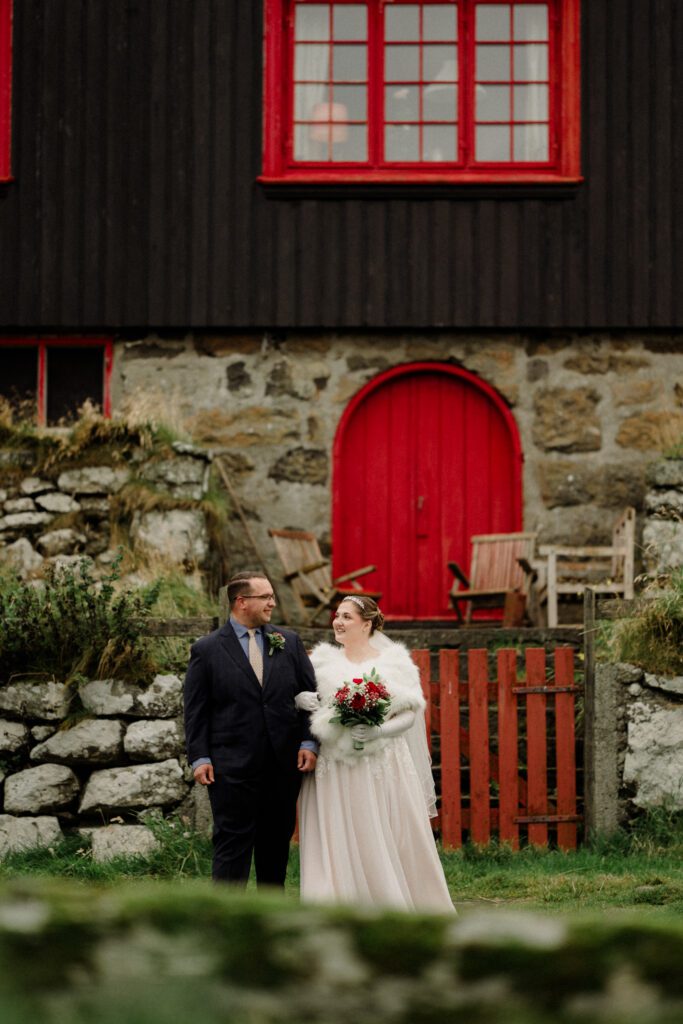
[0,338,113,426]
[261,0,581,186]
[0,0,12,182]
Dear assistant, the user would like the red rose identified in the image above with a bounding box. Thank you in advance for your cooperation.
[350,693,366,710]
[352,678,363,684]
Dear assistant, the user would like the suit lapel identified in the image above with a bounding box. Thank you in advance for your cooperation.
[261,625,275,690]
[218,623,262,691]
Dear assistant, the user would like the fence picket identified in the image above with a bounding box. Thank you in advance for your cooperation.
[525,648,549,847]
[468,649,491,845]
[439,649,461,849]
[554,647,578,850]
[497,648,519,849]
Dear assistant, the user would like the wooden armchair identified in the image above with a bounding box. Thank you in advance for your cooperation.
[534,508,636,627]
[448,532,538,626]
[268,528,381,625]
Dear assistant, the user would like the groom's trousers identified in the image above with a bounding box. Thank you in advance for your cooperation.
[208,745,301,886]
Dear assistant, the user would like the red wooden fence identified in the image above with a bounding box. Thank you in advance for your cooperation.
[413,647,581,851]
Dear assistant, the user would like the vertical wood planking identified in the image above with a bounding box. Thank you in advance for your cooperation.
[468,649,490,845]
[554,647,578,850]
[411,649,432,753]
[497,648,519,849]
[525,648,548,847]
[439,649,461,849]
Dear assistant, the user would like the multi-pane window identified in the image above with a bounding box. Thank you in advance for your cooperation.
[262,0,580,184]
[0,340,113,426]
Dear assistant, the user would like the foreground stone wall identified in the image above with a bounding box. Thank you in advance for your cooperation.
[0,880,682,1024]
[115,333,683,586]
[0,677,209,861]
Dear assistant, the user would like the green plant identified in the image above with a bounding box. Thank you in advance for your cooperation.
[0,555,161,685]
[599,569,683,676]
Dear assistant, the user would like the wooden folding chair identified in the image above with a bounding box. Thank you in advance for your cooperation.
[268,528,381,625]
[448,532,537,626]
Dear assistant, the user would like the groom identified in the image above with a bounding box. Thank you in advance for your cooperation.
[183,571,318,886]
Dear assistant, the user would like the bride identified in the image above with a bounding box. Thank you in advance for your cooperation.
[296,595,455,913]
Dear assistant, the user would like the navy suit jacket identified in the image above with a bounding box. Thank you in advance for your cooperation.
[183,622,317,775]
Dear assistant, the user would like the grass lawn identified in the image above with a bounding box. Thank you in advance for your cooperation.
[1,812,682,917]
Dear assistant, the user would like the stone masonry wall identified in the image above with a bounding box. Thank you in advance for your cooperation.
[0,675,210,862]
[0,444,213,580]
[115,333,683,595]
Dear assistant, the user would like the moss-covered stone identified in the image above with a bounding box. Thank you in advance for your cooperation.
[2,881,683,1023]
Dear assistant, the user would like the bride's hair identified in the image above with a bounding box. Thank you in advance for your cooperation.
[340,595,385,634]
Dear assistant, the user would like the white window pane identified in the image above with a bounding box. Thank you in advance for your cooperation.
[476,124,510,160]
[385,5,420,41]
[424,45,457,83]
[477,45,510,81]
[513,4,548,40]
[333,84,367,120]
[332,44,367,81]
[513,84,548,121]
[332,124,367,161]
[423,5,458,41]
[424,125,457,161]
[476,4,510,40]
[295,123,329,160]
[385,124,420,161]
[513,123,548,160]
[476,84,510,121]
[295,44,330,81]
[295,4,330,41]
[385,44,420,81]
[333,4,367,40]
[385,84,419,121]
[513,43,548,80]
[423,83,458,121]
[295,84,329,120]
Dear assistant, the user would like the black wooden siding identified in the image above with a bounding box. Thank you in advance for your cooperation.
[0,0,682,331]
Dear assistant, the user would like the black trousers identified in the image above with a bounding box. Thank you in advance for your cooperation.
[207,747,301,887]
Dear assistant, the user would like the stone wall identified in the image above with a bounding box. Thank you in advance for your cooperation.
[114,333,683,594]
[0,443,213,580]
[0,676,210,862]
[586,662,683,833]
[2,880,683,1024]
[642,457,683,572]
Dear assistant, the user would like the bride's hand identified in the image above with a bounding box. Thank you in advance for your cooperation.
[349,724,381,743]
[295,691,320,712]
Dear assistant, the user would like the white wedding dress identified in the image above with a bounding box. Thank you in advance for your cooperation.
[299,640,455,913]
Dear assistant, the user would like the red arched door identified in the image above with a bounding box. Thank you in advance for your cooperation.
[332,363,522,619]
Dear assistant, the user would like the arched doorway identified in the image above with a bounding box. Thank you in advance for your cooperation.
[332,362,523,620]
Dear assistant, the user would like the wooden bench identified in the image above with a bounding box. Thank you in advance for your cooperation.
[534,508,636,627]
[269,527,381,625]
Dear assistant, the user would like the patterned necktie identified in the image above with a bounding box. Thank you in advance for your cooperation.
[247,628,263,685]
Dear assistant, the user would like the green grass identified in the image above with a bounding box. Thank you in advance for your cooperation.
[2,812,682,916]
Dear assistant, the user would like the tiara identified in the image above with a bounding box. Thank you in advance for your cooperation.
[343,595,366,611]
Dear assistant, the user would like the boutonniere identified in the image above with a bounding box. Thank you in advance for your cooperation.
[267,631,286,657]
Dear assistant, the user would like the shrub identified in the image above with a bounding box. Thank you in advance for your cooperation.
[600,569,683,676]
[0,555,161,685]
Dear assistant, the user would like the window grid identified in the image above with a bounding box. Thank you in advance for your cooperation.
[262,0,581,185]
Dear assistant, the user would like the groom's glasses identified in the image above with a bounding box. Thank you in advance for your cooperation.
[242,593,276,603]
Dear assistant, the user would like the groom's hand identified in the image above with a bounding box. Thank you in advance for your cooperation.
[297,749,317,773]
[194,763,215,785]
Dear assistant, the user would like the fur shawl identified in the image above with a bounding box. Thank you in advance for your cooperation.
[309,641,426,764]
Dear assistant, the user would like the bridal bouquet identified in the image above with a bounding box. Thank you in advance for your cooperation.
[329,667,391,750]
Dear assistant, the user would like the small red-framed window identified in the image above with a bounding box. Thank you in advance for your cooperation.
[261,0,581,186]
[0,338,113,426]
[0,0,12,182]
